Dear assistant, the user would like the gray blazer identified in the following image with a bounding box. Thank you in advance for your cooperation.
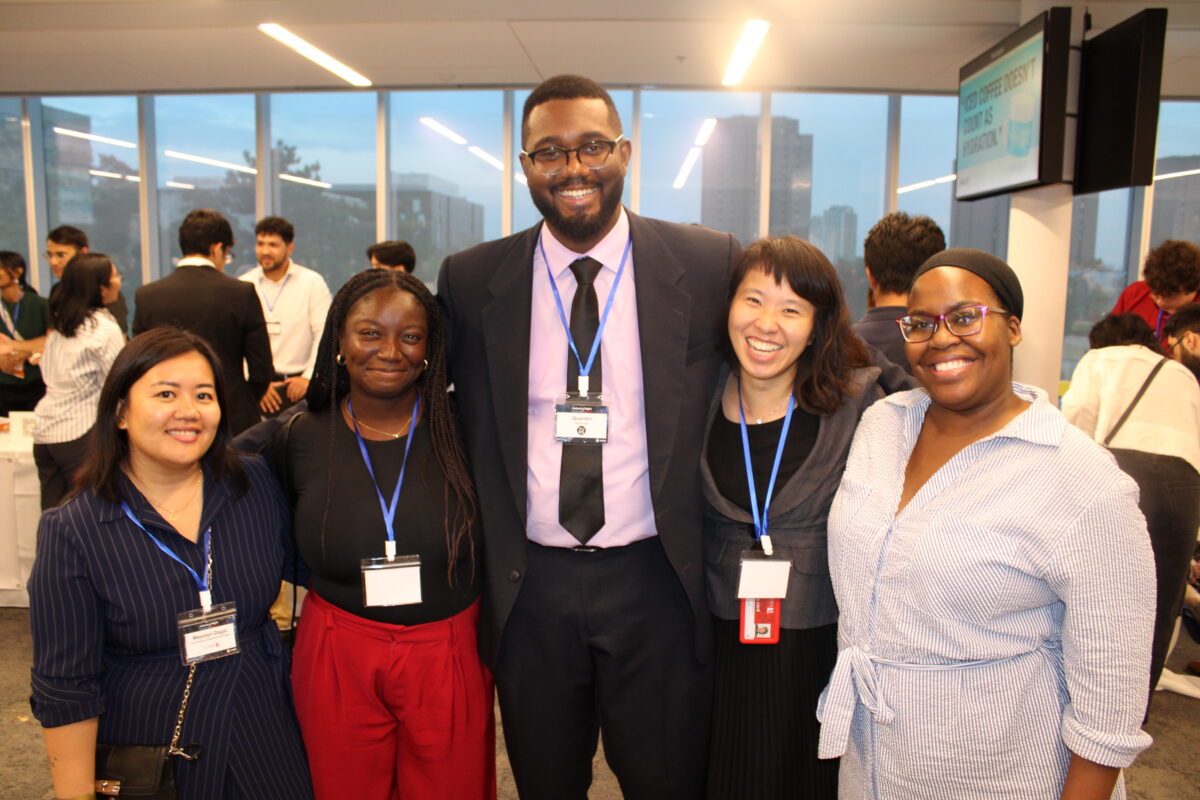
[701,366,883,630]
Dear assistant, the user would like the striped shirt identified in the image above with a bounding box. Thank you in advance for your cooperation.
[819,383,1154,800]
[33,310,124,444]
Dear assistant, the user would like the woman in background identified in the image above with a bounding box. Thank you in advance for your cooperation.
[33,252,124,508]
[275,269,493,800]
[703,237,882,799]
[29,328,312,800]
[820,249,1155,800]
[1062,312,1200,707]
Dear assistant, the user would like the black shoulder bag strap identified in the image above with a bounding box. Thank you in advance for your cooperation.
[1103,357,1170,447]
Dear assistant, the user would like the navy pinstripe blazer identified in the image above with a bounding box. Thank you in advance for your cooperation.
[28,455,312,800]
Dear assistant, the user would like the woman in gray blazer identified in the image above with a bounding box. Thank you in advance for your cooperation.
[702,237,883,800]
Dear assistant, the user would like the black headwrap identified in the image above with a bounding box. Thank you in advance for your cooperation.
[912,248,1024,320]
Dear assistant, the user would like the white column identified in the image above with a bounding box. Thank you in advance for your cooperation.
[1008,183,1073,397]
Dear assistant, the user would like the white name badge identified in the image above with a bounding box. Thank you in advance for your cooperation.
[554,396,609,444]
[361,555,422,607]
[176,602,240,665]
[266,320,282,335]
[737,553,791,600]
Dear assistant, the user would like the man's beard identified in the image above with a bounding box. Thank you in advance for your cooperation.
[1180,347,1200,382]
[531,175,624,245]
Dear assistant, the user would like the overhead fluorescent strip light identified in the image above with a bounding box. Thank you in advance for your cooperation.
[55,127,136,149]
[673,147,703,189]
[280,173,332,189]
[1155,167,1200,182]
[164,150,257,174]
[897,173,957,194]
[420,117,468,145]
[722,20,770,86]
[258,23,372,87]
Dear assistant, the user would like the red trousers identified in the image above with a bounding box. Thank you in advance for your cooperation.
[292,591,496,800]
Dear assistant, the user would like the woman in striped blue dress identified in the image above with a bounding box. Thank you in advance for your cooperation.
[819,249,1155,800]
[29,328,312,800]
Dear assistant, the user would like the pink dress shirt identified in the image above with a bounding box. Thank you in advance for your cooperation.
[525,209,657,548]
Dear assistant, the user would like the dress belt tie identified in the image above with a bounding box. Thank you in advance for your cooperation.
[817,643,1029,759]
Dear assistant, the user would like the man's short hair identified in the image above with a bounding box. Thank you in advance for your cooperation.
[47,225,88,250]
[1143,239,1200,297]
[520,74,622,147]
[1163,303,1200,339]
[255,216,295,244]
[367,241,416,272]
[863,213,946,295]
[178,209,234,257]
[0,251,26,279]
[1088,313,1159,349]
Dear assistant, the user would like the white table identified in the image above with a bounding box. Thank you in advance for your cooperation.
[0,431,39,606]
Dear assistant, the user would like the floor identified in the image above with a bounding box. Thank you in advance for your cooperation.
[2,607,1195,799]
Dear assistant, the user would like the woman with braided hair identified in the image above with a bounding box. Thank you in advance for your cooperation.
[270,269,493,800]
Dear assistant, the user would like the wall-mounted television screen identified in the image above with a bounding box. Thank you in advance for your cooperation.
[1073,9,1167,195]
[955,7,1072,201]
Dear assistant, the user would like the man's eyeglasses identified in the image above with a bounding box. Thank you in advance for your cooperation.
[521,136,624,177]
[896,305,1010,343]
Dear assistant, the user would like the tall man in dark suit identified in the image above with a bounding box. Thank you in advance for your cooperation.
[133,209,273,434]
[439,75,740,800]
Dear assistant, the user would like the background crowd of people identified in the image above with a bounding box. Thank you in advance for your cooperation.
[2,73,1196,800]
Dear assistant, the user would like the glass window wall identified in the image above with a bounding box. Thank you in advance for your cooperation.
[41,96,142,298]
[155,94,256,272]
[1150,100,1200,246]
[270,92,376,291]
[638,91,762,249]
[770,93,888,321]
[389,91,503,280]
[0,99,27,267]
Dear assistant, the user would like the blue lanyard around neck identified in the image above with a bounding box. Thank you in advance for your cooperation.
[736,374,796,552]
[347,393,420,560]
[262,272,291,314]
[120,501,213,610]
[540,234,632,389]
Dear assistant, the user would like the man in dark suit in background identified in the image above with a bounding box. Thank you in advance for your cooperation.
[439,75,739,800]
[133,209,273,434]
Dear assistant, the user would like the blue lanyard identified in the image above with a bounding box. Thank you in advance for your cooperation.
[540,234,632,395]
[736,375,796,555]
[262,273,291,314]
[120,501,213,610]
[1156,308,1165,341]
[347,393,420,560]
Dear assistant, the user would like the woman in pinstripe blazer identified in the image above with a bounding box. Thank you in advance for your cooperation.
[29,328,312,800]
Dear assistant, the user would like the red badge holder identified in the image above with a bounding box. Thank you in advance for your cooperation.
[739,597,781,644]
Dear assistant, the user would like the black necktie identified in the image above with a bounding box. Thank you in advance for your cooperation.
[559,257,605,544]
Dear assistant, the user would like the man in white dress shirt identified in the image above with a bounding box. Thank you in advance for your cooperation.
[239,216,331,416]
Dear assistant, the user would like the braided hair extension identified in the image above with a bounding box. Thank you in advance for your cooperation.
[307,270,477,583]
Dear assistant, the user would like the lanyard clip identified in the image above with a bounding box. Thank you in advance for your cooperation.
[198,589,212,612]
[760,534,774,557]
[384,540,397,561]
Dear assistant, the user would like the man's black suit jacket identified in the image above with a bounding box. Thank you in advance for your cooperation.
[133,264,274,435]
[438,213,740,667]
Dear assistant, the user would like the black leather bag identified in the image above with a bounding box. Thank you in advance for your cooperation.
[95,655,201,797]
[94,744,176,798]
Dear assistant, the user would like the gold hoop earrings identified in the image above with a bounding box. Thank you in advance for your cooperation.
[422,359,429,369]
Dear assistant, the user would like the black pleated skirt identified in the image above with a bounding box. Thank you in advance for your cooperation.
[706,617,840,800]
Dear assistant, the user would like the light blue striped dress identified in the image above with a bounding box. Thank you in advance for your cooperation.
[818,384,1154,800]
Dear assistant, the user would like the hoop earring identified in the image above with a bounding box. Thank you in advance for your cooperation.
[422,359,429,370]
[336,353,345,365]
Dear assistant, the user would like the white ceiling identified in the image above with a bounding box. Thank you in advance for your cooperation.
[1,0,1197,97]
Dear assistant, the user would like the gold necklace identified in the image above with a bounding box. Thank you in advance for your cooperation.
[344,400,413,439]
[133,471,202,522]
[741,391,792,424]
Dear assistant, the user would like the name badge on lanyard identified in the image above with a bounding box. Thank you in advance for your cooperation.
[121,502,240,665]
[542,235,630,447]
[351,395,424,607]
[262,274,290,338]
[733,378,794,645]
